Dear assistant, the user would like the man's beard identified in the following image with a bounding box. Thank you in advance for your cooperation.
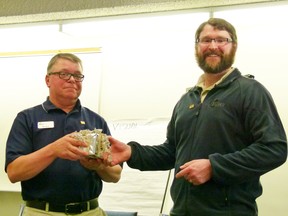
[195,48,236,74]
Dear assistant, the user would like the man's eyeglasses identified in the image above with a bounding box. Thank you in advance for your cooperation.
[196,38,233,46]
[48,72,85,82]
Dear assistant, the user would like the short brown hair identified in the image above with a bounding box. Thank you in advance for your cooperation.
[47,53,83,74]
[195,18,237,44]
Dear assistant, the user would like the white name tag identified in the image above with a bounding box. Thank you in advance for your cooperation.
[38,121,54,129]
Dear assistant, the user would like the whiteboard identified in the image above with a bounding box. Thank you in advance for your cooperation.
[0,50,102,191]
[100,119,173,216]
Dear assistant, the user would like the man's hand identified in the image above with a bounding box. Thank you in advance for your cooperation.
[175,159,212,185]
[80,157,105,171]
[50,133,88,160]
[102,136,132,166]
[80,157,122,183]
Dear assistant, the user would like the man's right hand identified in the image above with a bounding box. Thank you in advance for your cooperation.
[50,133,88,160]
[104,136,132,166]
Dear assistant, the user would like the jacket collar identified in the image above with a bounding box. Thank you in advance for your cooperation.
[189,68,241,93]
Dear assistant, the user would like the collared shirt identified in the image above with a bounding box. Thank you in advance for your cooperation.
[5,98,110,204]
[197,67,234,102]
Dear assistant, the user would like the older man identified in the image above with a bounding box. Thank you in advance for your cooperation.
[6,53,122,216]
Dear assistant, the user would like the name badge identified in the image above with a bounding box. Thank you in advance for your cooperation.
[38,121,54,129]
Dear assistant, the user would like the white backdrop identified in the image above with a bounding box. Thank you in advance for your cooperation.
[101,119,172,215]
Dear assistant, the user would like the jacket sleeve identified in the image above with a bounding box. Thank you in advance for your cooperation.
[209,80,287,185]
[127,139,176,171]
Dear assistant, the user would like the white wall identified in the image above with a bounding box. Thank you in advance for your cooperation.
[1,3,288,216]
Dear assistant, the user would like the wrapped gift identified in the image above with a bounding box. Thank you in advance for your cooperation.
[72,129,111,160]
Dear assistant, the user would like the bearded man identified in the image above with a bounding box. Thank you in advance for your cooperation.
[106,18,287,216]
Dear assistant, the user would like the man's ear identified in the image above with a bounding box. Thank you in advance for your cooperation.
[45,75,50,87]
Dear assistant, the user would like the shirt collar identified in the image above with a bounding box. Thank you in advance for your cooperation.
[42,97,82,113]
[196,67,234,90]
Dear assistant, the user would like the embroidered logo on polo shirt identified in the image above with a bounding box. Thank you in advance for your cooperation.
[37,121,54,129]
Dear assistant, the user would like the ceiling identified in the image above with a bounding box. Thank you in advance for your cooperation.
[0,0,285,25]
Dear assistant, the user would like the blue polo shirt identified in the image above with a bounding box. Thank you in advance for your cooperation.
[5,98,111,204]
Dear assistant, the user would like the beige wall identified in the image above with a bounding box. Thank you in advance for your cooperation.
[0,191,22,216]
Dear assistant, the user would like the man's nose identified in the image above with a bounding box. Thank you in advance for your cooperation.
[208,40,218,48]
[68,75,76,82]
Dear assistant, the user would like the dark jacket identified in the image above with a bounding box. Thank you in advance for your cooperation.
[127,68,287,216]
